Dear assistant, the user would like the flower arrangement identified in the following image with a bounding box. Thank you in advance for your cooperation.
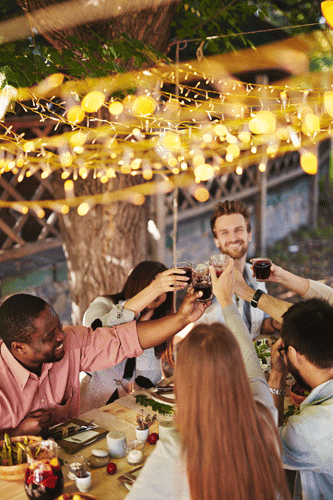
[136,411,157,430]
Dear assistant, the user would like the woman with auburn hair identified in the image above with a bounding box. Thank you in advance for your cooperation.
[80,261,188,413]
[126,259,291,500]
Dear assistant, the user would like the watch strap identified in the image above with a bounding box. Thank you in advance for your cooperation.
[251,289,265,308]
[270,388,286,396]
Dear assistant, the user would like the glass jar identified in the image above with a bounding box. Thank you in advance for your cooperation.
[24,440,64,500]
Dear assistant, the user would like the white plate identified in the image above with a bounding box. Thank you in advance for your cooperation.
[150,389,176,407]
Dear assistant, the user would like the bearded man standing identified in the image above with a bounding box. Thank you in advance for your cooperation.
[198,199,280,339]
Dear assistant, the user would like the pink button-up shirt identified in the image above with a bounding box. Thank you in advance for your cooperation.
[0,321,142,431]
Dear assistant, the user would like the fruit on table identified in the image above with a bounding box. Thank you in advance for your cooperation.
[148,433,159,444]
[106,462,117,475]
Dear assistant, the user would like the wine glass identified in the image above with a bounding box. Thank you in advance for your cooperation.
[209,253,231,278]
[192,263,212,302]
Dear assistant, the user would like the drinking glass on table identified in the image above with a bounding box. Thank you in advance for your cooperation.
[24,440,64,500]
[209,253,231,278]
[171,262,193,285]
[192,263,213,302]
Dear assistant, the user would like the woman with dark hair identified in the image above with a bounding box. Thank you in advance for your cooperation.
[80,261,187,413]
[126,260,291,500]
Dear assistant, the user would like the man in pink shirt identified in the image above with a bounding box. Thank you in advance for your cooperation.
[0,292,206,440]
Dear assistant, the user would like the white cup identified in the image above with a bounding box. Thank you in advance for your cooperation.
[135,426,149,442]
[107,430,127,458]
[75,471,92,492]
[159,420,176,440]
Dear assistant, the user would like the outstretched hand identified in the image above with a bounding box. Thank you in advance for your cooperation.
[210,259,235,307]
[177,288,210,324]
[152,268,189,294]
[250,262,284,284]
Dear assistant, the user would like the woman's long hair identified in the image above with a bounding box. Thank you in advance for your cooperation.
[108,261,174,360]
[175,323,291,500]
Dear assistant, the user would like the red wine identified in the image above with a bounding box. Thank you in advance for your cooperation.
[193,282,212,301]
[24,460,64,500]
[253,260,271,280]
[215,267,223,278]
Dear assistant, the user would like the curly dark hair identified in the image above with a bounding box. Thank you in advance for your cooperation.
[0,293,47,350]
[210,200,251,237]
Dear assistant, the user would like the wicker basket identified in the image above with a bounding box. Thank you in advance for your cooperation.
[0,435,42,482]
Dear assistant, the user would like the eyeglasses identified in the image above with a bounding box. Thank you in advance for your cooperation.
[277,345,288,358]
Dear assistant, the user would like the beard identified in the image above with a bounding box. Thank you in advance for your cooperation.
[287,357,311,391]
[219,240,249,260]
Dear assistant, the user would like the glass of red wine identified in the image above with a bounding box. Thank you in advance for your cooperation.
[24,440,64,500]
[171,262,193,285]
[192,263,213,302]
[209,253,231,278]
[250,258,272,281]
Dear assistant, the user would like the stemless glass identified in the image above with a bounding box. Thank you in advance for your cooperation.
[209,253,231,278]
[171,262,193,284]
[192,263,212,302]
[24,440,64,500]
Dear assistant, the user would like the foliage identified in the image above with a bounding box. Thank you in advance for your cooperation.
[135,394,174,415]
[0,0,324,89]
[254,339,271,367]
[0,32,167,89]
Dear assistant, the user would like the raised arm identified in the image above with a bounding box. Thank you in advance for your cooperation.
[210,261,277,421]
[234,267,292,323]
[265,263,310,296]
[125,268,189,316]
[136,290,208,350]
[83,268,189,327]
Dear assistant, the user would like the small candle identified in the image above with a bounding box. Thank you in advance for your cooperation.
[127,449,143,464]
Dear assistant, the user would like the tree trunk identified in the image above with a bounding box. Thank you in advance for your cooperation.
[15,0,180,323]
[52,172,148,323]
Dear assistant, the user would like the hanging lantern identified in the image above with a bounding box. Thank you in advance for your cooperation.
[302,114,320,136]
[300,151,318,175]
[324,91,333,117]
[67,106,85,123]
[81,91,105,112]
[131,96,156,117]
[321,1,333,28]
[109,101,124,116]
[249,111,276,135]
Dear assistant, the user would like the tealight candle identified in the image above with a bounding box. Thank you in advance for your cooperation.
[127,449,143,465]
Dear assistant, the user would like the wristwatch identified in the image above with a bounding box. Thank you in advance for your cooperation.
[250,289,265,308]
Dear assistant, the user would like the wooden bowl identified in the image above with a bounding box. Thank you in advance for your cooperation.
[289,383,310,407]
[0,435,42,482]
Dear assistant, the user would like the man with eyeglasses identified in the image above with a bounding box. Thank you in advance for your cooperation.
[233,263,333,500]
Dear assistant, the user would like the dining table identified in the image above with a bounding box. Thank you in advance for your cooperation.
[0,389,174,500]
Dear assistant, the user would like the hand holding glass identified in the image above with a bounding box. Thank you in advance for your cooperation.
[209,254,231,278]
[192,263,212,302]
